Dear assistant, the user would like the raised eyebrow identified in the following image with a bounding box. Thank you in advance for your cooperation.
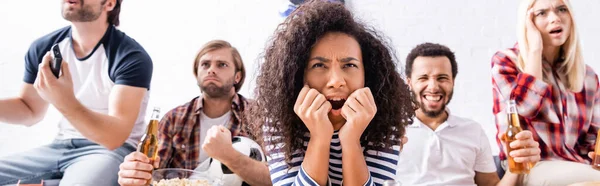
[534,8,548,13]
[556,5,568,9]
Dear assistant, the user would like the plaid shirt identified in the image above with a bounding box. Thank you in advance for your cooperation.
[157,94,251,170]
[491,45,600,164]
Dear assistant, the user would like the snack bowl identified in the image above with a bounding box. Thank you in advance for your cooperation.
[152,168,222,186]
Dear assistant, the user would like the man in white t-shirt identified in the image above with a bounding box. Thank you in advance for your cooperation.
[0,1,152,185]
[117,40,272,186]
[396,43,541,186]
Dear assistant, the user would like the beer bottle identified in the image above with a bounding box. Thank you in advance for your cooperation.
[504,100,530,174]
[138,107,161,171]
[593,130,600,170]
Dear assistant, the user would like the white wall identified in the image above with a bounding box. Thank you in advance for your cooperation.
[1,0,599,157]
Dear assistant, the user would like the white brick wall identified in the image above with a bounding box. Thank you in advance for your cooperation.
[1,0,599,157]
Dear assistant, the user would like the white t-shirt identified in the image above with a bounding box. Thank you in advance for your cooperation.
[198,110,232,163]
[395,112,496,186]
[23,25,152,147]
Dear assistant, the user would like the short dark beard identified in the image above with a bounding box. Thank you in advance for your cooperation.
[62,0,105,22]
[199,76,236,99]
[421,101,447,118]
[413,89,453,118]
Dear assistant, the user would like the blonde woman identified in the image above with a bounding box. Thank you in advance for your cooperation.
[491,0,600,185]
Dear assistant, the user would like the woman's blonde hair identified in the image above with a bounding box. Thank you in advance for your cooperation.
[516,0,585,92]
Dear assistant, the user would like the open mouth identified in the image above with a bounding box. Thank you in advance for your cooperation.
[328,98,346,110]
[550,28,563,34]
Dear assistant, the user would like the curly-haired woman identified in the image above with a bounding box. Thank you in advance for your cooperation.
[250,0,414,185]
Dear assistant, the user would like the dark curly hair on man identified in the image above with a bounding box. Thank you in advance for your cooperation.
[405,42,458,79]
[250,0,415,165]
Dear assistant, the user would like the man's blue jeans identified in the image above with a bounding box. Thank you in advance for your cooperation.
[0,138,135,186]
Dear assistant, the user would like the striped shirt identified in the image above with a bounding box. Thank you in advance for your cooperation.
[265,131,400,186]
[491,45,600,163]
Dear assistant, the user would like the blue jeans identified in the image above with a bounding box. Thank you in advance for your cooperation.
[0,139,135,186]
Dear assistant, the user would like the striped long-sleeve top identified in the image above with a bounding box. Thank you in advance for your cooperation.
[265,131,400,186]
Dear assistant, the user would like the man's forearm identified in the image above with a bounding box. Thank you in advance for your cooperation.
[221,150,272,186]
[0,97,43,125]
[58,99,134,150]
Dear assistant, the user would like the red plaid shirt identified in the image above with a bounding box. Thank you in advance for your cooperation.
[156,94,251,170]
[491,45,600,164]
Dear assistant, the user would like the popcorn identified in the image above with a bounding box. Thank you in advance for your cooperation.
[152,178,210,186]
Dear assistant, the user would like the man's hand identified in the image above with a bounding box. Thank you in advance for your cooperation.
[118,152,160,186]
[33,52,76,110]
[201,126,274,186]
[202,125,235,162]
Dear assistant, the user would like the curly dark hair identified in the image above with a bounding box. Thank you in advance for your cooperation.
[405,42,458,79]
[250,0,414,164]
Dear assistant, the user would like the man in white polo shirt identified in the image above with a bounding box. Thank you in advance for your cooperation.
[396,43,541,186]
